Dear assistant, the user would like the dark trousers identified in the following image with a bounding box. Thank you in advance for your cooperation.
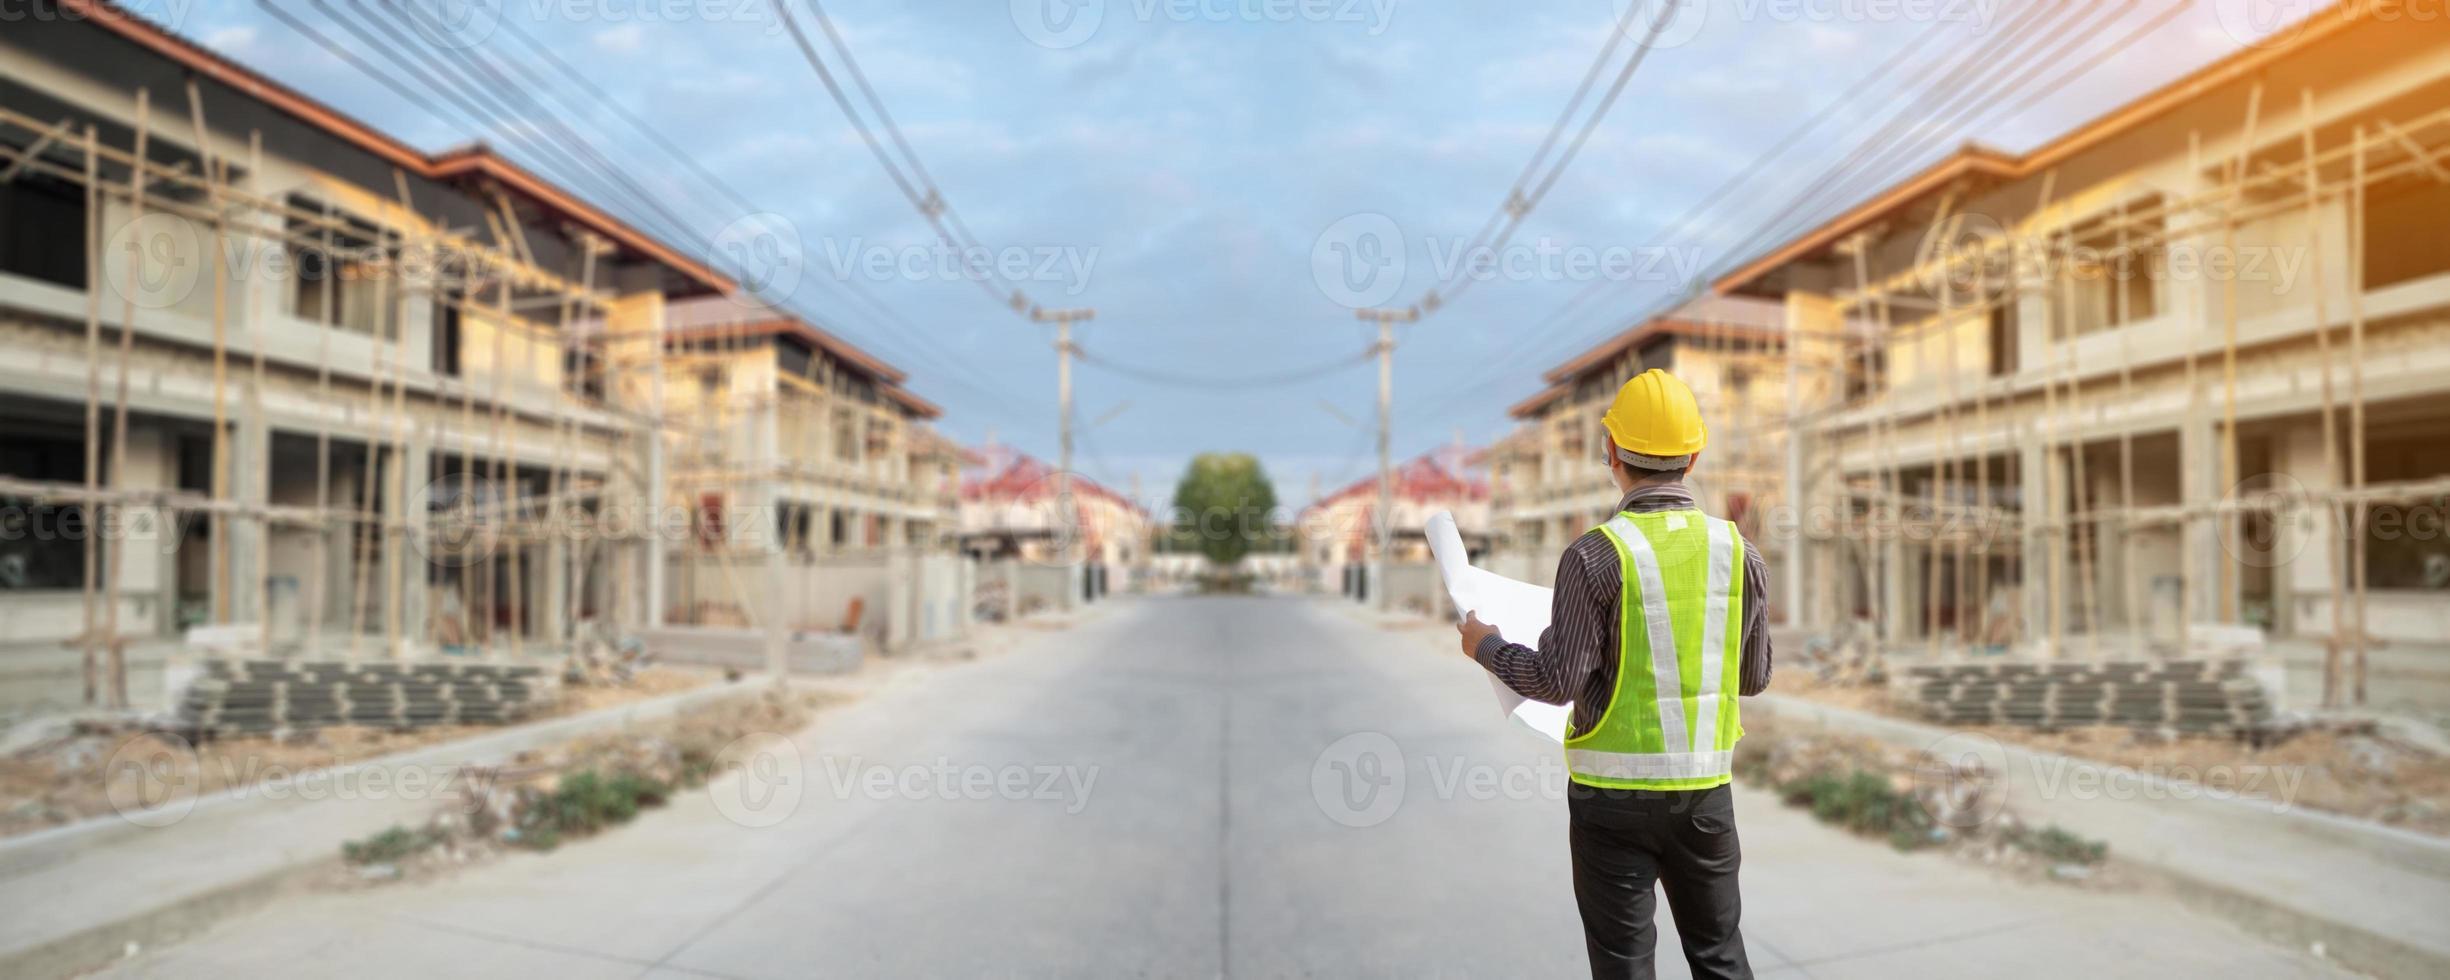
[1567,782,1750,980]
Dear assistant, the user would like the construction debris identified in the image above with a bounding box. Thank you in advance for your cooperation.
[333,686,836,884]
[1,667,712,840]
[1735,725,2116,883]
[563,625,653,687]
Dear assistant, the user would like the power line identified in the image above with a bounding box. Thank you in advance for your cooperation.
[1415,0,1684,313]
[1413,1,2198,438]
[771,0,1029,312]
[1071,347,1372,391]
[1439,0,2085,393]
[324,0,1050,415]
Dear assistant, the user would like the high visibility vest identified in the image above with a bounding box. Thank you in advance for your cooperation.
[1565,508,1746,791]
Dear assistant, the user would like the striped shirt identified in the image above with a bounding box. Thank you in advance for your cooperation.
[1473,482,1773,739]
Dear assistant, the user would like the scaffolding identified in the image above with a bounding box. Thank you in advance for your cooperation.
[0,88,648,707]
[1783,91,2450,708]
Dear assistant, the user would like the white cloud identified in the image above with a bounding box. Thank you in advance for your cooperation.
[593,24,645,53]
[201,25,256,52]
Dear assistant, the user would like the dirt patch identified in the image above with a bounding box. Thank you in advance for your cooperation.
[1735,723,2123,888]
[1771,672,2450,838]
[0,667,716,840]
[328,685,844,886]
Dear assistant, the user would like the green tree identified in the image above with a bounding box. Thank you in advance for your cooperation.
[1168,453,1280,566]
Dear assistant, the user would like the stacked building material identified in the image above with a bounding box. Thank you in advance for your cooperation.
[178,660,556,736]
[1897,659,2270,734]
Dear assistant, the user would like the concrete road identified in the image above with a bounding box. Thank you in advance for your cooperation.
[108,596,2344,978]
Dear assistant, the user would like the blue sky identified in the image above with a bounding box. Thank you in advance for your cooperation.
[163,0,2283,508]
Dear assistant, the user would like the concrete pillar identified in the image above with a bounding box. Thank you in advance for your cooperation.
[383,443,431,658]
[2178,414,2229,629]
[228,412,270,630]
[604,291,667,628]
[2018,441,2050,651]
[2272,419,2338,638]
[884,546,914,652]
[541,523,568,643]
[1783,289,1845,630]
[112,426,176,637]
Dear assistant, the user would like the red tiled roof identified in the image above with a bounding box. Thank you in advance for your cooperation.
[961,449,1143,516]
[1305,453,1489,515]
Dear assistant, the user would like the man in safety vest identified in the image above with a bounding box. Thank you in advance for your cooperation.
[1459,368,1772,980]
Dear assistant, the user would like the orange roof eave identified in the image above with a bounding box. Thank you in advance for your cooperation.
[429,150,731,295]
[1538,319,1788,386]
[667,318,908,386]
[1508,383,1570,419]
[1709,1,2365,297]
[882,384,942,420]
[1708,149,2017,295]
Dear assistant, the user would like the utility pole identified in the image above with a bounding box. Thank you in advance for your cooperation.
[1032,307,1095,577]
[1357,306,1418,607]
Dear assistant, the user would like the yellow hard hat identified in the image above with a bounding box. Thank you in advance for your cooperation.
[1600,368,1707,467]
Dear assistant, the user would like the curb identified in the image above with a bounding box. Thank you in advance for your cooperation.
[0,676,787,979]
[1746,693,2450,979]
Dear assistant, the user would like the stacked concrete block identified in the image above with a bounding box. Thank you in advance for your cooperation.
[1898,660,2271,734]
[177,660,555,736]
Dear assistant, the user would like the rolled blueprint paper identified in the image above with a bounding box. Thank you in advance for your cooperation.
[1424,510,1571,742]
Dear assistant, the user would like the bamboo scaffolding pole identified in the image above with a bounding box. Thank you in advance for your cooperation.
[248,130,272,657]
[345,220,397,659]
[102,89,148,707]
[2114,198,2142,658]
[2348,125,2370,706]
[2034,170,2066,659]
[307,201,336,657]
[2218,84,2263,627]
[2062,233,2099,661]
[79,124,102,706]
[186,81,235,629]
[489,194,534,658]
[388,170,420,660]
[482,209,514,656]
[2297,88,2345,707]
[1941,213,1968,655]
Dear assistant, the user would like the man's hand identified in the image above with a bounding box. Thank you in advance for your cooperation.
[1457,611,1500,660]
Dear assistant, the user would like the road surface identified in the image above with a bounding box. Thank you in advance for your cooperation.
[109,596,2343,978]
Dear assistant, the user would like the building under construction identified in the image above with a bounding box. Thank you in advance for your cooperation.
[0,3,967,712]
[1690,7,2447,714]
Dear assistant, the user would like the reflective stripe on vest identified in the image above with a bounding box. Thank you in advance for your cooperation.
[1566,510,1743,790]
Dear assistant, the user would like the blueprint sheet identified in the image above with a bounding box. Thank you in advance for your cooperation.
[1423,511,1571,743]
